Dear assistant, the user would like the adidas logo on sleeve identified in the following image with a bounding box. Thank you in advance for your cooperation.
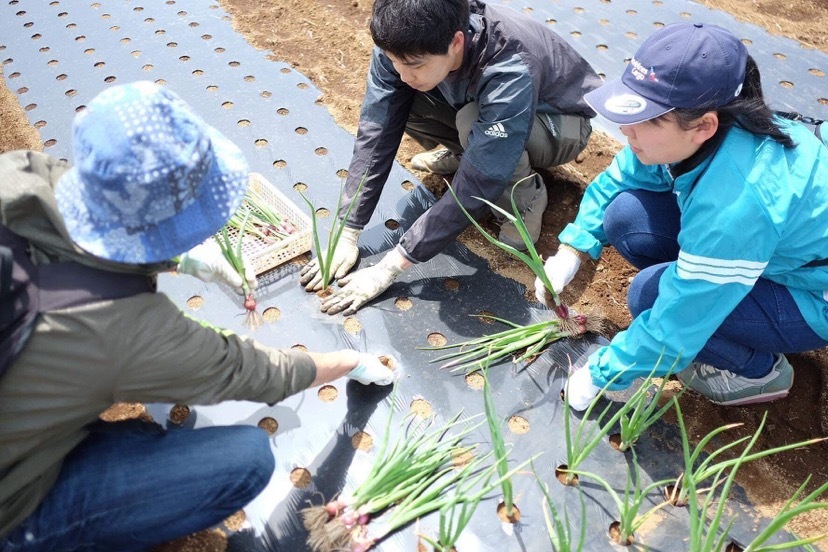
[484,122,509,138]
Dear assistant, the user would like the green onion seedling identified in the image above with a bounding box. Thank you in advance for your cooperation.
[299,173,365,293]
[534,461,586,552]
[216,209,263,330]
[446,177,577,321]
[567,448,672,546]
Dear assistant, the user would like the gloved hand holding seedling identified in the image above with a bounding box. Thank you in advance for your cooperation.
[215,210,264,331]
[299,174,366,295]
[177,239,257,294]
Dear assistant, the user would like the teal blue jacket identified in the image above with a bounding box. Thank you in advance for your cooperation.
[560,121,828,388]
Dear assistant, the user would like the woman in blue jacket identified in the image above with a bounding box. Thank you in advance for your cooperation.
[536,22,828,410]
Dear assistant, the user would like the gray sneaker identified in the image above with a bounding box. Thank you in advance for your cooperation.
[498,180,548,250]
[411,149,461,175]
[675,354,793,406]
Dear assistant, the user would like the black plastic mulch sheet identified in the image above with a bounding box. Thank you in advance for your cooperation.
[2,0,825,550]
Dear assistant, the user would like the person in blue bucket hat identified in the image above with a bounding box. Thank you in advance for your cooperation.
[0,81,394,550]
[534,23,828,410]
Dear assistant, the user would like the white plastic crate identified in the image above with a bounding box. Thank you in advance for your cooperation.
[215,172,312,275]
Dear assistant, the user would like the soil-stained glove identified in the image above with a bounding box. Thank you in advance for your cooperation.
[348,353,397,385]
[320,253,405,315]
[534,245,584,305]
[565,366,602,412]
[177,240,257,293]
[300,227,361,291]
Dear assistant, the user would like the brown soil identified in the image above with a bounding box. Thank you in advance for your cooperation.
[426,332,447,347]
[317,384,338,402]
[257,417,279,435]
[168,405,191,426]
[261,306,281,323]
[186,296,204,311]
[506,415,530,435]
[464,372,485,390]
[351,430,374,452]
[496,502,522,524]
[393,296,413,311]
[410,398,433,418]
[289,467,313,489]
[3,0,828,548]
[342,316,362,335]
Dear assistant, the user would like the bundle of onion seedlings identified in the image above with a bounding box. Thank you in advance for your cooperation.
[301,404,534,552]
[425,313,596,372]
[228,187,297,244]
[216,210,263,330]
[301,409,479,551]
[431,180,602,372]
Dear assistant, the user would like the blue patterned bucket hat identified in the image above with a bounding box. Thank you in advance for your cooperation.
[56,81,249,263]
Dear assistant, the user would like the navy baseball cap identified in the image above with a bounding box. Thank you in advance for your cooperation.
[585,23,748,125]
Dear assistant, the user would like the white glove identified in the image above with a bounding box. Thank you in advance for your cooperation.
[320,253,405,315]
[177,240,257,293]
[348,353,397,385]
[534,246,583,305]
[565,366,602,412]
[300,227,361,291]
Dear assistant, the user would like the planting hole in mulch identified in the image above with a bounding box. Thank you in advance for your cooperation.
[293,182,307,192]
[168,404,190,425]
[316,288,333,299]
[257,417,278,435]
[186,295,203,310]
[315,207,329,218]
[343,317,362,334]
[99,402,153,423]
[496,501,521,523]
[443,277,460,291]
[608,433,624,451]
[725,543,744,552]
[351,430,373,451]
[394,296,413,310]
[476,310,495,323]
[411,398,433,418]
[290,467,312,489]
[507,415,529,434]
[401,180,414,191]
[663,484,688,507]
[555,464,578,486]
[378,355,395,370]
[427,332,447,347]
[609,521,634,546]
[384,219,400,230]
[224,510,246,532]
[451,447,474,468]
[465,372,484,390]
[317,385,338,402]
[262,307,280,323]
[291,343,308,352]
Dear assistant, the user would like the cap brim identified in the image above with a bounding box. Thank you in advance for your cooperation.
[584,77,674,125]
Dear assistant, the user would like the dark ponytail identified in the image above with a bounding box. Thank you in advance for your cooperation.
[670,56,796,148]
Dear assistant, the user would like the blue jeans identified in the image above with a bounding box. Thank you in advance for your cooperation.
[604,190,828,378]
[1,420,274,552]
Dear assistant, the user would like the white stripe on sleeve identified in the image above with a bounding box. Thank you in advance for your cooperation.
[676,250,766,285]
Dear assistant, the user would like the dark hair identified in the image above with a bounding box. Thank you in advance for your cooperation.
[370,0,469,60]
[666,56,796,148]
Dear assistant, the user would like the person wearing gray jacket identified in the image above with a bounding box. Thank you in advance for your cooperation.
[0,82,393,550]
[301,0,601,315]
